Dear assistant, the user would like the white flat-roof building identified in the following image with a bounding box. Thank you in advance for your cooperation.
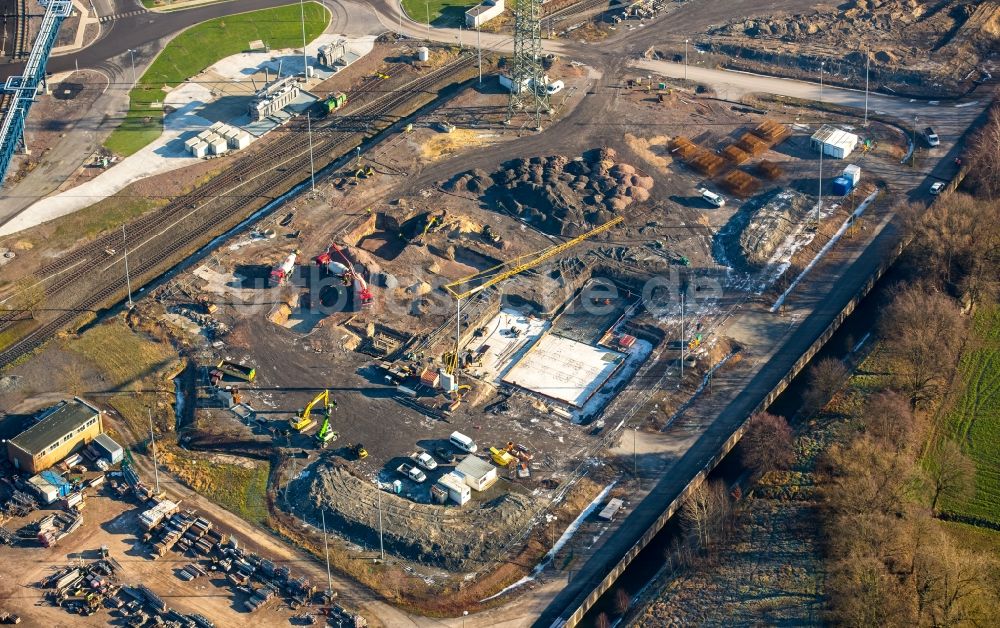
[810,125,859,159]
[466,0,504,27]
[435,471,471,505]
[455,456,497,492]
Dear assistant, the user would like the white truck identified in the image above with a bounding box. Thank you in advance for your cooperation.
[411,451,438,471]
[396,463,426,484]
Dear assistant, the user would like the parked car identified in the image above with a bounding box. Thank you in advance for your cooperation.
[396,463,426,483]
[930,181,946,195]
[923,126,940,147]
[411,451,438,471]
[434,447,456,464]
[700,189,725,207]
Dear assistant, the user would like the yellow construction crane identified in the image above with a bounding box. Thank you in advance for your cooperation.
[440,217,624,386]
[289,389,330,432]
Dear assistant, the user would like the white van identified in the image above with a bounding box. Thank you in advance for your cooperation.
[449,431,477,453]
[701,189,725,208]
[546,80,565,95]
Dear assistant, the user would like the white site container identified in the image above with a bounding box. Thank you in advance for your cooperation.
[842,164,861,185]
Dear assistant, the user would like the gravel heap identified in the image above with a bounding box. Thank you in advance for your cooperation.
[445,148,654,236]
[737,188,811,267]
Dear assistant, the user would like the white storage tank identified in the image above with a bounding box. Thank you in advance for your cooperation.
[417,46,429,62]
[191,141,209,158]
[183,136,201,152]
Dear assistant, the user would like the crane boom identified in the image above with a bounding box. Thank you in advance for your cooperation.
[443,217,623,300]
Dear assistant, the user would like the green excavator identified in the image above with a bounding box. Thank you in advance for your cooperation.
[315,397,339,449]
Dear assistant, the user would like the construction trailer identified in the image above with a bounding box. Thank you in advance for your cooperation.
[92,433,123,465]
[455,456,497,492]
[466,0,505,27]
[7,398,102,474]
[810,125,859,159]
[434,472,471,505]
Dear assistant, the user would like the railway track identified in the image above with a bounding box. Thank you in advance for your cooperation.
[0,54,476,367]
[541,0,610,31]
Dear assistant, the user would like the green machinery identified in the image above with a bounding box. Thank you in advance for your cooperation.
[315,398,339,448]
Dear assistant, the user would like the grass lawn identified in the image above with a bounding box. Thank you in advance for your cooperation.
[162,447,271,525]
[65,319,180,434]
[940,305,1000,524]
[402,0,474,27]
[104,2,330,156]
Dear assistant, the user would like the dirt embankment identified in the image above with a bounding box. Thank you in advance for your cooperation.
[716,188,811,270]
[697,0,999,97]
[290,461,536,570]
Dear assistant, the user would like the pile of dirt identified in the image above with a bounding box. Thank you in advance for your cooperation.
[722,189,811,268]
[701,0,999,96]
[445,148,654,236]
[290,461,535,570]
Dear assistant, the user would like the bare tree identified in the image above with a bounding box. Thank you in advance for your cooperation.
[614,587,630,615]
[925,440,975,514]
[905,194,1000,307]
[802,357,849,415]
[914,527,997,627]
[879,285,966,409]
[861,390,923,453]
[966,102,1000,201]
[739,412,794,473]
[826,554,917,627]
[680,480,734,552]
[594,612,610,628]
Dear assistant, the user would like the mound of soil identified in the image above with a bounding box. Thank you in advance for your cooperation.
[290,461,534,570]
[715,189,812,269]
[447,148,654,236]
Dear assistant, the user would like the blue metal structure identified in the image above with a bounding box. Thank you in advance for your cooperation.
[0,0,72,184]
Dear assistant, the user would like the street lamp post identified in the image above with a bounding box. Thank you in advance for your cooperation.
[126,48,137,87]
[299,0,309,79]
[122,224,133,308]
[863,48,870,127]
[817,61,825,228]
[306,113,315,192]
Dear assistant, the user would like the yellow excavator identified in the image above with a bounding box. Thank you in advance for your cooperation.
[289,390,330,433]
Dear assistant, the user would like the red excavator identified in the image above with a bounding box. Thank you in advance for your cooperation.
[314,243,373,309]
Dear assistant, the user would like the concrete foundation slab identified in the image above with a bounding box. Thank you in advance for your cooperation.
[502,334,626,408]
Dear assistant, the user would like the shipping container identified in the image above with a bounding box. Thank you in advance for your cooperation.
[831,176,853,196]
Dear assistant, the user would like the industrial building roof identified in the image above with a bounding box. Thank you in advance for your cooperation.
[10,398,100,456]
[456,455,495,480]
[811,125,858,149]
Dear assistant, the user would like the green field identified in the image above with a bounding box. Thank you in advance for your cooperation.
[940,305,1000,524]
[402,0,474,27]
[104,3,330,156]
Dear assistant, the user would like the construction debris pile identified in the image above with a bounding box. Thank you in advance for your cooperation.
[701,0,999,95]
[42,555,215,625]
[732,189,811,267]
[447,148,654,236]
[293,461,535,570]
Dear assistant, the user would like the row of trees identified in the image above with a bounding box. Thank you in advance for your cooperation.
[819,385,992,626]
[820,102,1000,625]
